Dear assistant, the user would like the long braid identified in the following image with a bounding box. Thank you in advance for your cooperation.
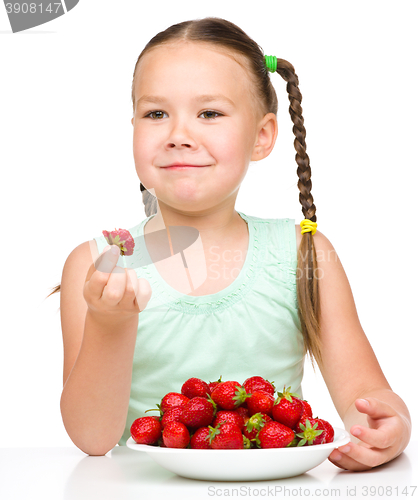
[274,58,322,367]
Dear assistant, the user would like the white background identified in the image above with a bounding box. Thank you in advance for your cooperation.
[0,0,417,449]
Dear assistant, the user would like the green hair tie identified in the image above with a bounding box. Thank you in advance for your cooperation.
[264,55,277,73]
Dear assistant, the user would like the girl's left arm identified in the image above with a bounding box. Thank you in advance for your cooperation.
[308,229,412,471]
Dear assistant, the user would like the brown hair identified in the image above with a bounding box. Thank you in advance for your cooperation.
[46,17,321,367]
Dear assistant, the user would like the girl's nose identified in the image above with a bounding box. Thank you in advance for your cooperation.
[165,120,198,149]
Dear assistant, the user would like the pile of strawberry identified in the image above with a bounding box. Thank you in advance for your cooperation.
[130,376,334,450]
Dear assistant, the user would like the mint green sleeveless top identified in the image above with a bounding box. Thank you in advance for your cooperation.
[93,211,305,446]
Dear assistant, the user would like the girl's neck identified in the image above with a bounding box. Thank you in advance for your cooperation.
[144,206,247,248]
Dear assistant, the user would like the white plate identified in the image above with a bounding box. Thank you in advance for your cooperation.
[126,426,350,481]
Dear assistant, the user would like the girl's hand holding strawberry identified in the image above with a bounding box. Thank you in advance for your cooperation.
[329,397,411,471]
[84,244,152,325]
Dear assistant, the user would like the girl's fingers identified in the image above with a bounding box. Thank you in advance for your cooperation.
[355,398,397,419]
[125,268,139,297]
[330,441,389,470]
[328,448,373,471]
[102,266,127,304]
[350,423,397,449]
[85,246,120,297]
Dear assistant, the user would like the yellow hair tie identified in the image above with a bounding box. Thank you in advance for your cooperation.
[300,219,317,235]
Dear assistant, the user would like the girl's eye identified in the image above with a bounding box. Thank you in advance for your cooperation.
[144,110,222,120]
[200,110,222,120]
[146,111,167,120]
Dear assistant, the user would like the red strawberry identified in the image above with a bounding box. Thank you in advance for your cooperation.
[130,416,162,445]
[208,422,244,449]
[160,406,184,429]
[243,412,272,441]
[294,398,313,424]
[211,381,251,410]
[213,410,245,431]
[208,376,223,394]
[180,396,216,429]
[160,392,190,413]
[247,391,275,417]
[190,427,211,449]
[243,376,275,396]
[318,418,334,443]
[295,417,326,446]
[257,421,295,449]
[235,406,250,422]
[102,228,135,256]
[300,399,313,417]
[181,377,211,399]
[162,421,190,448]
[272,386,303,429]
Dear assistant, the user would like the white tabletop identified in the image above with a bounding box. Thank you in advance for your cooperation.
[0,442,417,500]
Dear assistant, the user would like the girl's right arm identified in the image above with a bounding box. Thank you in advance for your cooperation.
[59,241,152,456]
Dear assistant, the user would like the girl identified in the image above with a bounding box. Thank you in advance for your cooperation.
[48,17,411,470]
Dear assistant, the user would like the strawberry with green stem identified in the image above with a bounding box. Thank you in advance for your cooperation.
[208,422,244,449]
[243,412,272,441]
[213,410,245,430]
[295,418,325,446]
[211,381,251,410]
[256,420,295,449]
[180,396,217,429]
[272,386,303,429]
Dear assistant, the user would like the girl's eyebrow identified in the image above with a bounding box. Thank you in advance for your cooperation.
[135,94,235,108]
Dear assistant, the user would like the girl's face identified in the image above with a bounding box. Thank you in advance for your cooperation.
[131,42,274,215]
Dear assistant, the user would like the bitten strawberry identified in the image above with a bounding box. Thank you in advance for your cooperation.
[208,422,244,449]
[130,416,162,445]
[247,391,275,417]
[257,421,295,449]
[181,377,211,399]
[213,410,245,431]
[102,228,135,256]
[162,421,190,448]
[211,381,251,410]
[243,376,275,396]
[190,427,211,449]
[180,397,216,429]
[272,386,303,429]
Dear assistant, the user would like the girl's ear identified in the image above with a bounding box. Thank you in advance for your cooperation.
[251,112,278,161]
